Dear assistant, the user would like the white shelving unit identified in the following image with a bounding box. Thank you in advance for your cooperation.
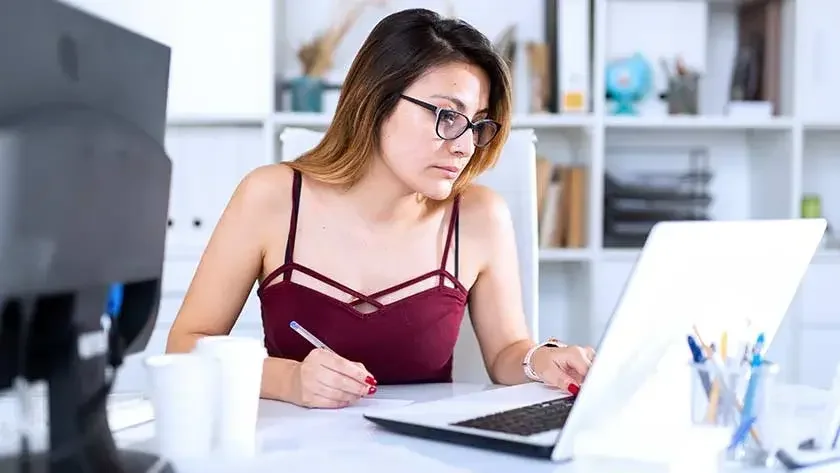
[68,0,840,391]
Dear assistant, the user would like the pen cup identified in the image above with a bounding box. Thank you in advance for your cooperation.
[689,360,779,465]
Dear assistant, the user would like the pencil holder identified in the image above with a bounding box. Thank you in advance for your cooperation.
[689,360,779,465]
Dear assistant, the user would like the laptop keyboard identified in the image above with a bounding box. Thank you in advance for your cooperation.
[450,396,576,436]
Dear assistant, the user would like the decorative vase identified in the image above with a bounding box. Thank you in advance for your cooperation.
[289,76,324,113]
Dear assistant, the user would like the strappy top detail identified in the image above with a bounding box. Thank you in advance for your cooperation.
[257,169,468,384]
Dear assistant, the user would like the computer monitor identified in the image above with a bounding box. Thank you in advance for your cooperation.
[0,0,171,471]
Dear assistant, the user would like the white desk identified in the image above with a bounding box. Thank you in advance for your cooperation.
[114,383,836,473]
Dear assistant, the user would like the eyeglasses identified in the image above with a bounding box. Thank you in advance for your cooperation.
[400,95,500,148]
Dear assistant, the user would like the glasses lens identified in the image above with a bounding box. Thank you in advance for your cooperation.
[436,109,470,140]
[474,121,499,147]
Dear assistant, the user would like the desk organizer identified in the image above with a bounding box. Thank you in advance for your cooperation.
[689,360,778,466]
[603,149,713,248]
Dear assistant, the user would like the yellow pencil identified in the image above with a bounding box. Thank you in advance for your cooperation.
[721,332,728,361]
[704,330,723,422]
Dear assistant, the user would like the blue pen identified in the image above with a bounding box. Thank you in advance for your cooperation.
[687,335,713,395]
[729,416,757,451]
[737,333,765,445]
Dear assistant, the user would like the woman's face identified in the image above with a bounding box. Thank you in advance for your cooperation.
[378,61,492,201]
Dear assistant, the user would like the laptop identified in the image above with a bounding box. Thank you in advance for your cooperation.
[364,219,827,462]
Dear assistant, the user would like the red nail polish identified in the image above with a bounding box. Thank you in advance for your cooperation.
[568,384,580,396]
[368,385,377,395]
[365,376,377,385]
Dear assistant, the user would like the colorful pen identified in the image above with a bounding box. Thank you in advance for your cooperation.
[687,335,712,395]
[720,332,731,424]
[734,333,765,449]
[741,333,765,420]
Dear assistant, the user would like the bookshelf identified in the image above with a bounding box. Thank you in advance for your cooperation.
[69,0,840,390]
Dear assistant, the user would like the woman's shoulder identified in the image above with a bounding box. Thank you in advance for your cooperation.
[232,163,296,216]
[457,184,513,239]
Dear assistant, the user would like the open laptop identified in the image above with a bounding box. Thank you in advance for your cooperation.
[364,219,827,462]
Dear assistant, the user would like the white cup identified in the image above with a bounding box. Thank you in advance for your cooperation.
[145,353,215,460]
[193,335,267,457]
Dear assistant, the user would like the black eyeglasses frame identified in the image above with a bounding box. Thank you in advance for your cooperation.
[399,94,500,148]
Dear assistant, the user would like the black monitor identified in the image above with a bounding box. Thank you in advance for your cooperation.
[0,0,172,471]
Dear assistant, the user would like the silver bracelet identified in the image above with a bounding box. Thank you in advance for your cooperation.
[522,337,565,382]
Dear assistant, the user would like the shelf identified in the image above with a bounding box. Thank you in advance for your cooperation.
[272,112,332,128]
[511,114,592,129]
[603,115,793,131]
[539,248,594,263]
[599,249,641,262]
[803,120,840,132]
[167,115,267,127]
[166,113,794,132]
[271,112,594,130]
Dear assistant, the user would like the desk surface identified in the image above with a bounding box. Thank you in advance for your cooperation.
[115,383,834,473]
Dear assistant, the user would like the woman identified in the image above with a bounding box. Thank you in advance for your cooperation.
[166,8,594,409]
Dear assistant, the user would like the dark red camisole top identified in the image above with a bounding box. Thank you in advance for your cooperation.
[257,170,468,384]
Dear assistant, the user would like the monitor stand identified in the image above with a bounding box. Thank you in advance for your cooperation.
[0,374,174,473]
[0,295,174,473]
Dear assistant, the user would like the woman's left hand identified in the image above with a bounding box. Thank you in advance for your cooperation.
[530,345,596,395]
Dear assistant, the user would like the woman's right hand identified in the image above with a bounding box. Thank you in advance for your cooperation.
[291,348,378,408]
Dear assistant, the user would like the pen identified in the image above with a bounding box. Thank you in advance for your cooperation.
[289,320,336,354]
[687,335,712,395]
[721,332,729,365]
[741,333,765,417]
[729,416,757,452]
[720,332,731,424]
[736,333,765,448]
[693,329,721,422]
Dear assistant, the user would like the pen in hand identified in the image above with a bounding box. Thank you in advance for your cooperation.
[288,320,378,407]
[290,320,336,354]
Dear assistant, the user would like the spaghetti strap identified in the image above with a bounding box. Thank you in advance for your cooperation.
[284,169,303,265]
[454,207,460,278]
[439,196,461,283]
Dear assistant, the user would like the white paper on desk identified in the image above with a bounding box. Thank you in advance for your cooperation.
[328,398,413,413]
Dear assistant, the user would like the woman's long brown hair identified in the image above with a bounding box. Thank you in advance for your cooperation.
[286,8,512,203]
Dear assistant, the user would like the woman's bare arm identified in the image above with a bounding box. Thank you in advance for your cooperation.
[165,164,299,400]
[461,186,535,385]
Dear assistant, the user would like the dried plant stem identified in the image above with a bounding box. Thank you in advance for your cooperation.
[299,0,386,78]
